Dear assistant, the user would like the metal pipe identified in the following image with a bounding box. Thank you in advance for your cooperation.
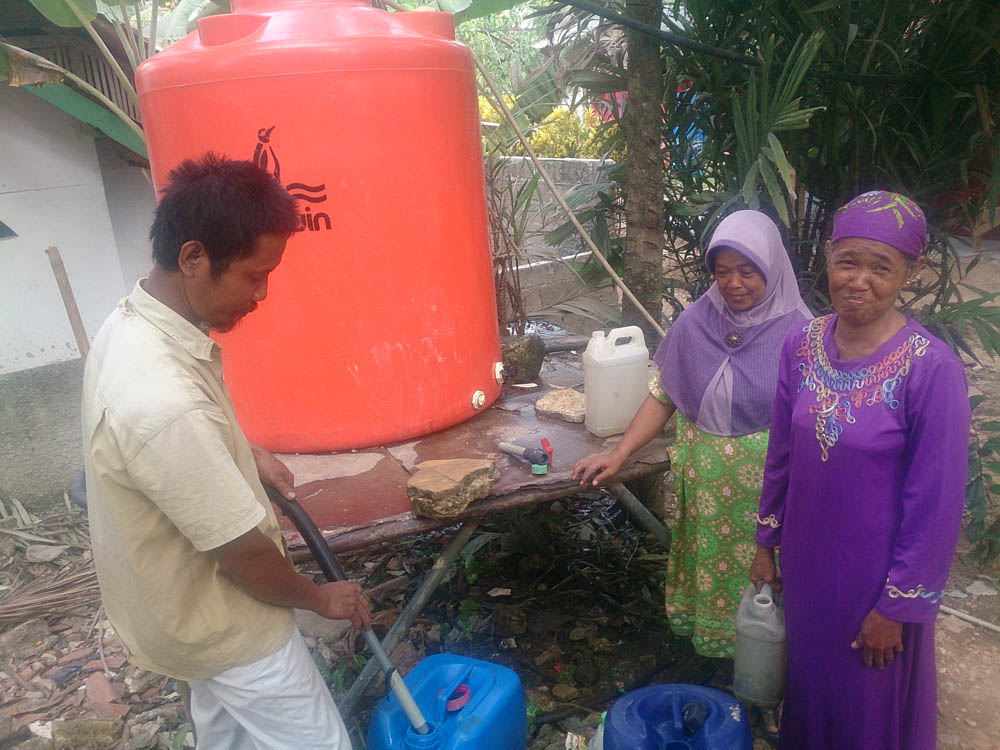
[340,519,481,719]
[939,604,1000,635]
[607,482,671,548]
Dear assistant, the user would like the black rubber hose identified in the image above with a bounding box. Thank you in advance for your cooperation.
[263,484,349,582]
[262,483,415,708]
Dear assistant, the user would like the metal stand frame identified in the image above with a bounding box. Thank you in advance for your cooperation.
[339,519,482,718]
[334,482,672,719]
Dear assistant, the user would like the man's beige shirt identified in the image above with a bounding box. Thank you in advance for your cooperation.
[82,281,294,680]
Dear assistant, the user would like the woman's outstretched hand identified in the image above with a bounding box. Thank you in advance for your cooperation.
[851,609,903,669]
[748,545,782,594]
[572,451,625,487]
[572,394,675,487]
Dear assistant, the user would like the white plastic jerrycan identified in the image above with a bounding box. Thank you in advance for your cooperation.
[733,583,787,709]
[583,326,649,437]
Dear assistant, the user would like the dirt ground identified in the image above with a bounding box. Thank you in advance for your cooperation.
[2,246,1000,748]
[934,246,1000,750]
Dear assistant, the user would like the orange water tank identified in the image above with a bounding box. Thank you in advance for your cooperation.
[136,0,502,452]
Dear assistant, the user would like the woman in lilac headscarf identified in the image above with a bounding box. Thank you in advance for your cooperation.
[749,191,970,749]
[574,209,810,659]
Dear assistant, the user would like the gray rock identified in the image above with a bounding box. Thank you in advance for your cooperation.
[25,545,66,563]
[0,619,49,659]
[0,718,30,747]
[965,580,998,596]
[525,686,556,712]
[551,683,580,701]
[493,604,527,636]
[501,335,545,384]
[124,719,163,750]
[534,388,586,423]
[534,643,562,667]
[568,622,598,641]
[407,459,498,519]
[574,661,601,686]
[52,718,123,749]
[13,739,53,750]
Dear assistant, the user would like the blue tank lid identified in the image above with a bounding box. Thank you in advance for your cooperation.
[604,684,751,750]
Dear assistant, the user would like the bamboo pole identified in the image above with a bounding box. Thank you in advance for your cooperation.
[474,58,666,338]
[44,246,90,360]
[339,520,482,718]
[147,0,159,59]
[607,482,671,547]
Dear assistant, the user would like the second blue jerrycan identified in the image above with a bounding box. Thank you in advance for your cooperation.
[603,684,752,750]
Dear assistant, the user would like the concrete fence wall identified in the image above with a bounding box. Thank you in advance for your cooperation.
[492,157,620,334]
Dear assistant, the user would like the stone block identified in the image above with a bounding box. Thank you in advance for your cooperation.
[406,459,498,519]
[534,388,585,423]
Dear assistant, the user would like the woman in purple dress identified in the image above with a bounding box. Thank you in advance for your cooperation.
[749,191,970,749]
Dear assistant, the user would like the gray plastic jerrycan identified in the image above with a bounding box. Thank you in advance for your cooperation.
[733,583,786,709]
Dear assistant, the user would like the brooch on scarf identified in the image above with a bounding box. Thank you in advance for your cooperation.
[725,331,743,348]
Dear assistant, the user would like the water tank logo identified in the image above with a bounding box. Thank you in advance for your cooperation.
[252,126,330,233]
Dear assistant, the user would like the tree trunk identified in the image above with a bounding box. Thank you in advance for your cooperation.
[623,0,665,345]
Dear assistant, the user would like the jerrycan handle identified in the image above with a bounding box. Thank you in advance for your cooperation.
[435,666,475,722]
[606,326,646,349]
[671,687,683,737]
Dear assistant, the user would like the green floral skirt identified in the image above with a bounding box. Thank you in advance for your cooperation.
[664,413,768,658]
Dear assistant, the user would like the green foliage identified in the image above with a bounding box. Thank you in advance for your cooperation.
[966,396,1000,564]
[456,5,544,92]
[545,0,1000,557]
[454,0,529,26]
[458,531,501,583]
[170,724,192,750]
[26,0,98,28]
[730,33,825,226]
[479,95,608,158]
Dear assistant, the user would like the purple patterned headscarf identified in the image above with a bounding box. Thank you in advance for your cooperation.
[652,211,810,437]
[831,190,926,258]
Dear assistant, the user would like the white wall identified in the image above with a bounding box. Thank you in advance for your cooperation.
[0,87,128,373]
[96,140,156,287]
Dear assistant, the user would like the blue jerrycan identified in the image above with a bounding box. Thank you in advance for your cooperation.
[603,684,751,750]
[367,654,527,750]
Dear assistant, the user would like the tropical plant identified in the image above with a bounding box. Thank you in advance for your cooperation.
[966,395,1000,565]
[456,5,545,94]
[1,0,233,145]
[480,94,607,158]
[486,156,536,335]
[537,0,1000,558]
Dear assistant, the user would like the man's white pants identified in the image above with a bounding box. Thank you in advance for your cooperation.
[188,629,351,750]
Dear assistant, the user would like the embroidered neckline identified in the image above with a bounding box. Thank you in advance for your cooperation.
[796,315,929,460]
